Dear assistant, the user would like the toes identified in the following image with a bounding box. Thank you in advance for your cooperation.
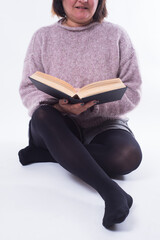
[114,208,129,224]
[102,207,129,229]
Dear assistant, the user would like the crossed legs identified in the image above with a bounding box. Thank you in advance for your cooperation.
[18,105,142,228]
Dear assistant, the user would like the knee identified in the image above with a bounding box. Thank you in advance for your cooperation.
[118,143,142,175]
[32,105,59,126]
[31,105,65,134]
[31,106,48,126]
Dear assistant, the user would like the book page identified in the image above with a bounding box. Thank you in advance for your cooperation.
[77,79,126,98]
[32,71,76,96]
[79,78,123,92]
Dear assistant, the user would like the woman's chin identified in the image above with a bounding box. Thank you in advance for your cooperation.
[73,17,92,25]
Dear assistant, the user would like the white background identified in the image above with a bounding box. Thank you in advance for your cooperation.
[0,0,160,239]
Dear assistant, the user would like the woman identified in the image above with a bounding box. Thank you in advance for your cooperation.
[18,0,142,229]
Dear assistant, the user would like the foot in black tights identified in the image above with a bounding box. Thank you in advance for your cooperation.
[18,146,57,166]
[103,186,133,228]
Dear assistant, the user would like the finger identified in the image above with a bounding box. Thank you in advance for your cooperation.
[83,100,99,109]
[69,102,87,111]
[59,99,68,105]
[62,102,84,114]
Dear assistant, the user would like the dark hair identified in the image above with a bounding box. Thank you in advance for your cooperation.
[51,0,107,23]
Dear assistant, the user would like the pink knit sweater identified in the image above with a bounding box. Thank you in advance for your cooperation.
[19,19,142,128]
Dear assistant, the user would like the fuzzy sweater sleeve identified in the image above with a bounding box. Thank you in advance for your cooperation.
[19,29,58,116]
[93,27,142,118]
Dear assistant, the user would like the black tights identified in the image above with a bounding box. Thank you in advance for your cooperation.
[18,105,142,228]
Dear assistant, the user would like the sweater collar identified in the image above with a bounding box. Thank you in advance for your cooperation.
[57,18,100,32]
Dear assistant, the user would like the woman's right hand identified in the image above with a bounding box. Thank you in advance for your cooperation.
[53,99,98,115]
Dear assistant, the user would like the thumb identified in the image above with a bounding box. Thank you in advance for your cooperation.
[59,99,68,105]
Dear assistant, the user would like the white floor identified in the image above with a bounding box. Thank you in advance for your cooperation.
[0,107,160,240]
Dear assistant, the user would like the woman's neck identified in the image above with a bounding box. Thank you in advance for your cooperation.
[62,17,94,28]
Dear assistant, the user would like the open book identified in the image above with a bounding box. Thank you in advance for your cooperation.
[29,71,127,104]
